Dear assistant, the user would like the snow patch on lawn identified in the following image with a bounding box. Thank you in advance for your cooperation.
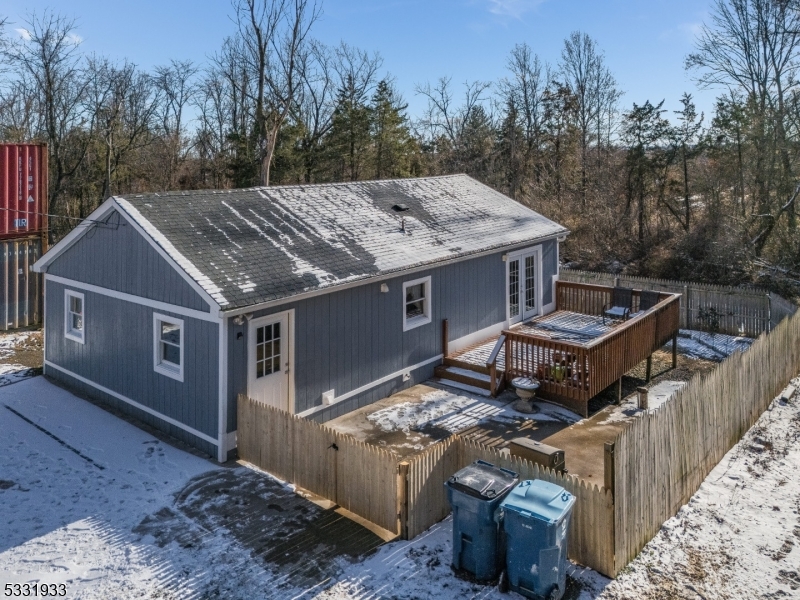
[366,388,581,434]
[676,329,753,361]
[0,362,37,386]
[598,381,687,425]
[367,389,478,432]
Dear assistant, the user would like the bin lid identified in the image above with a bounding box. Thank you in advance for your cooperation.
[499,479,575,524]
[446,460,519,500]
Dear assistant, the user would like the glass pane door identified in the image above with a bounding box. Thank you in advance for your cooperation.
[508,250,540,324]
[509,259,520,322]
[524,255,537,318]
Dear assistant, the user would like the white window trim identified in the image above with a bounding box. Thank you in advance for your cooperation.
[153,313,184,382]
[506,245,543,325]
[403,275,432,332]
[64,290,85,344]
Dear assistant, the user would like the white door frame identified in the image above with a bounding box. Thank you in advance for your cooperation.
[247,309,296,413]
[506,246,543,325]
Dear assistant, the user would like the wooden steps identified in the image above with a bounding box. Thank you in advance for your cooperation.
[434,363,503,396]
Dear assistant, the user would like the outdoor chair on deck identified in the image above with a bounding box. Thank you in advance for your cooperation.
[637,290,661,313]
[603,287,633,324]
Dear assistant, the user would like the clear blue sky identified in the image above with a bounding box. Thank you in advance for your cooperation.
[0,0,719,125]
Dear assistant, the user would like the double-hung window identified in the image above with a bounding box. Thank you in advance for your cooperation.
[153,313,184,381]
[64,290,85,344]
[403,276,432,331]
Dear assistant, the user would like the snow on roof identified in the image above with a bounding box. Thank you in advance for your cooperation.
[117,174,568,310]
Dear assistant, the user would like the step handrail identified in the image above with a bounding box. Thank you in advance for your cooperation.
[485,334,506,368]
[486,334,506,397]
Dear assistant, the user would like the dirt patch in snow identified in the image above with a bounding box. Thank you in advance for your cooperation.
[0,329,43,369]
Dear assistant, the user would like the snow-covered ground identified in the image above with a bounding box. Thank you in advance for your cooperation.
[591,376,800,599]
[0,330,41,385]
[0,378,379,599]
[676,329,754,361]
[3,363,797,598]
[366,387,581,436]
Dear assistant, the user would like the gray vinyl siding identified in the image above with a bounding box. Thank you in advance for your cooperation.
[47,209,209,312]
[45,280,219,453]
[227,248,523,430]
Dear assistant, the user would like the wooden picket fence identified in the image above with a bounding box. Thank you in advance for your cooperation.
[403,436,615,577]
[238,295,800,580]
[612,307,800,574]
[561,269,796,336]
[238,395,617,577]
[237,396,400,534]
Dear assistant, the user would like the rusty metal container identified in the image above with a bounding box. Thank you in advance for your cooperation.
[0,143,48,240]
[0,237,42,329]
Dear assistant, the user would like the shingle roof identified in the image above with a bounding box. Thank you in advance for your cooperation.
[116,174,568,310]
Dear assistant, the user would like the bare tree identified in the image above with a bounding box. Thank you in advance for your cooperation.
[152,60,197,188]
[560,31,620,205]
[415,76,492,146]
[687,0,800,247]
[233,0,320,186]
[2,12,91,240]
[500,43,549,186]
[0,78,41,141]
[294,40,337,182]
[86,56,161,199]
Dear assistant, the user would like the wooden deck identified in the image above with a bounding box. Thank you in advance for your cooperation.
[448,281,682,417]
[451,310,620,371]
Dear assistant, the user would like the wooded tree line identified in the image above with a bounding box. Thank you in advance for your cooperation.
[2,0,800,295]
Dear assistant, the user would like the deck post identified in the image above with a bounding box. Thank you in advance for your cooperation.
[637,386,649,410]
[442,319,449,357]
[671,334,678,368]
[604,442,615,496]
[489,362,497,397]
[645,355,652,382]
[616,377,623,404]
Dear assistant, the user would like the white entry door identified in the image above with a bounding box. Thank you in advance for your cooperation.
[508,248,542,325]
[248,312,291,410]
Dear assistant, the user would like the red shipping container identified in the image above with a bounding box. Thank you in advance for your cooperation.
[0,143,48,240]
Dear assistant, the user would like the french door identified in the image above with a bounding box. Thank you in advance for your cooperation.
[248,312,291,410]
[508,248,541,325]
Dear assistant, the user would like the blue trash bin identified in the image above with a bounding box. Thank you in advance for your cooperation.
[498,479,576,600]
[445,460,519,581]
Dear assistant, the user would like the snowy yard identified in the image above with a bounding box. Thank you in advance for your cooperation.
[0,378,384,599]
[2,357,797,598]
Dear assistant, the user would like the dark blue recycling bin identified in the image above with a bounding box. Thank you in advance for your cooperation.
[445,460,519,581]
[499,479,576,600]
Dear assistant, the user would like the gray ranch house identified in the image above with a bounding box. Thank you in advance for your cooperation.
[33,175,568,461]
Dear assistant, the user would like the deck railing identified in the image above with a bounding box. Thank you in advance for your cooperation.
[504,281,681,416]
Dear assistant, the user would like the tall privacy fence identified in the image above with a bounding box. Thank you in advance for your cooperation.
[237,395,615,577]
[612,306,800,573]
[561,269,797,336]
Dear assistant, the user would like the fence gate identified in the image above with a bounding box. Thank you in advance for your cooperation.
[237,395,400,535]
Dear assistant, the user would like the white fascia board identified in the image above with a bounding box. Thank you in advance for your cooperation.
[33,199,118,272]
[217,315,229,463]
[32,198,222,315]
[221,232,569,318]
[45,274,219,323]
